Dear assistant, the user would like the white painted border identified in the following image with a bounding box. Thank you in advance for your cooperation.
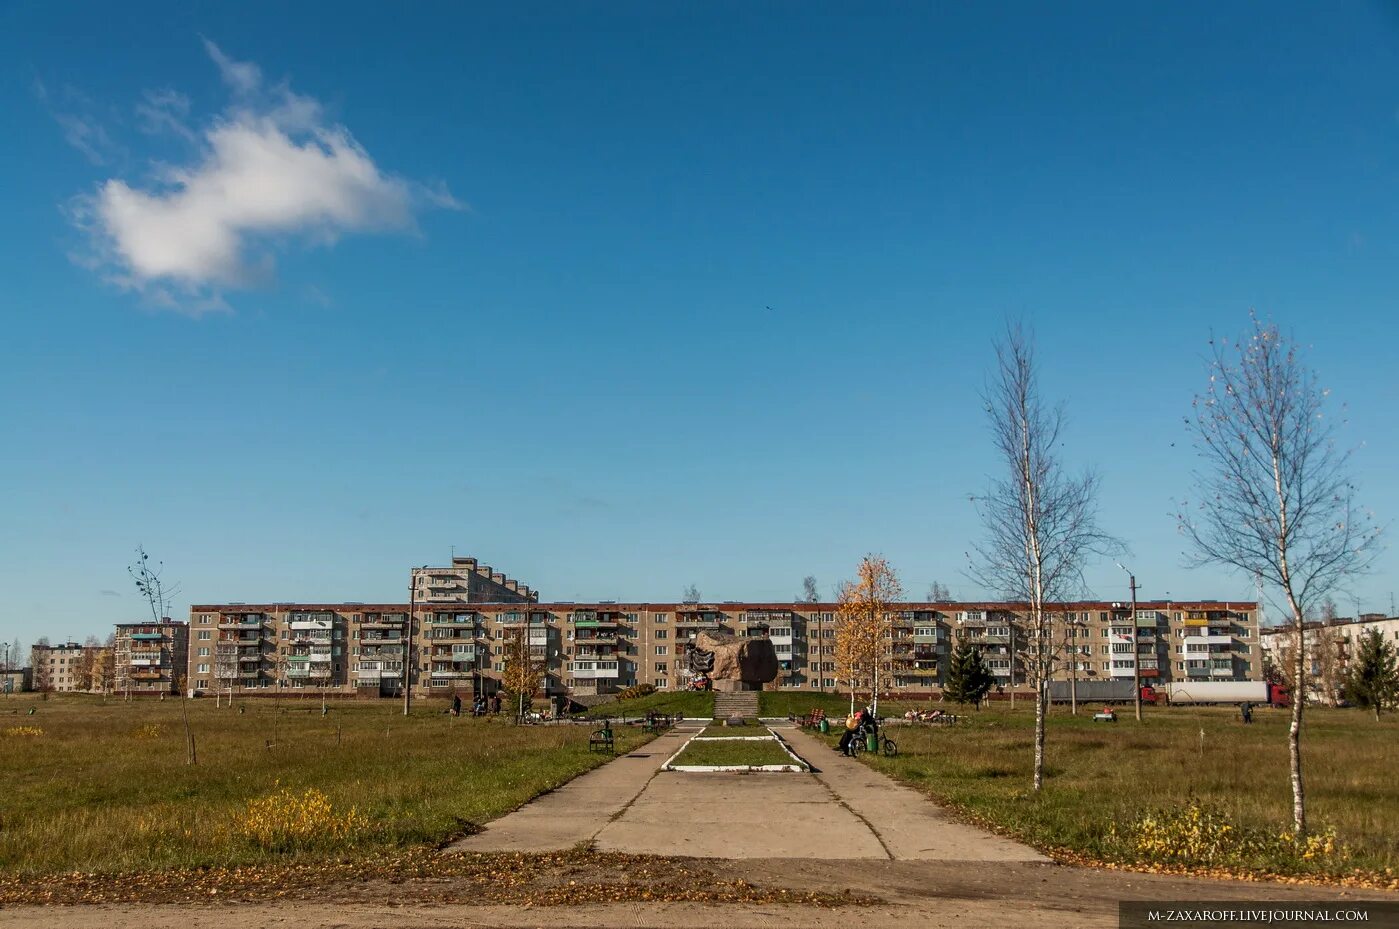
[662,725,811,772]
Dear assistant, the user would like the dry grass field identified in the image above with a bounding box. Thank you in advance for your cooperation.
[853,701,1399,880]
[0,693,650,877]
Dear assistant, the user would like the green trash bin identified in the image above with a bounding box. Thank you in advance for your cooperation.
[817,718,830,734]
[866,731,879,753]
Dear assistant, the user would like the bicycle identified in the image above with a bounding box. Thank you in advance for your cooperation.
[848,728,898,757]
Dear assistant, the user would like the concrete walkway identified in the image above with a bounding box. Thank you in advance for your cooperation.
[450,723,1046,861]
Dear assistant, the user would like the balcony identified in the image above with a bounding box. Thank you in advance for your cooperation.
[427,614,478,627]
[361,615,406,629]
[429,672,474,682]
[570,661,620,679]
[130,632,167,641]
[217,620,262,630]
[129,670,163,681]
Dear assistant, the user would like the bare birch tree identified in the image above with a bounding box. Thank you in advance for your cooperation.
[970,324,1117,792]
[129,546,196,765]
[1178,314,1380,835]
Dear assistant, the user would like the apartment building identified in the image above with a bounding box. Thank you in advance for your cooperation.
[114,621,189,695]
[31,641,109,693]
[186,587,1258,699]
[1260,614,1399,703]
[411,557,537,604]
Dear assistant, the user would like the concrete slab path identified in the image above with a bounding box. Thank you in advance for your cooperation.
[450,724,697,853]
[450,722,1046,861]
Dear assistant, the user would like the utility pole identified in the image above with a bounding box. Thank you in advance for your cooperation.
[1117,563,1141,722]
[1068,616,1080,716]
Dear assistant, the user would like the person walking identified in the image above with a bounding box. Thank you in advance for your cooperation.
[491,692,503,715]
[451,693,462,717]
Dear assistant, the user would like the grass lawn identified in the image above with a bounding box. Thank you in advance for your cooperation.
[759,690,948,719]
[582,690,714,719]
[0,693,651,877]
[846,702,1399,881]
[670,733,804,768]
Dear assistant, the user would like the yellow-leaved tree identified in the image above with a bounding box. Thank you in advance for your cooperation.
[500,626,545,722]
[835,555,903,717]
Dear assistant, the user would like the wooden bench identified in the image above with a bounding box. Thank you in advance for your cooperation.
[589,726,615,753]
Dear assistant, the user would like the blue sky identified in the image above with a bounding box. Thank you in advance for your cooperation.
[3,2,1398,646]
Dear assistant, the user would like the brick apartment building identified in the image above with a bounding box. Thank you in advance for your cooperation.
[113,621,189,695]
[186,554,1259,699]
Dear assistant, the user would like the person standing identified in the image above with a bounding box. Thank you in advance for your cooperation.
[451,693,461,717]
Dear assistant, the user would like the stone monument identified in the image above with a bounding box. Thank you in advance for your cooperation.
[685,631,779,692]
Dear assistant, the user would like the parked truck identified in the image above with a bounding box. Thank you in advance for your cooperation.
[1164,681,1290,707]
[1047,680,1159,704]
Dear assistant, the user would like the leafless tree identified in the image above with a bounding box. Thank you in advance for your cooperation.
[926,581,952,601]
[970,324,1119,792]
[1178,314,1381,835]
[682,584,701,603]
[31,638,53,698]
[129,545,196,765]
[800,576,820,603]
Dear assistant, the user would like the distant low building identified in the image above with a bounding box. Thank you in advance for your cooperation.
[1,668,31,693]
[31,641,109,693]
[1261,614,1399,704]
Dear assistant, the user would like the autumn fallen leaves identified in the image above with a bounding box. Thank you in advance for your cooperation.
[0,849,876,908]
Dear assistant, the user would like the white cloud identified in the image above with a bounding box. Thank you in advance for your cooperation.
[35,78,122,165]
[202,37,263,96]
[74,41,460,314]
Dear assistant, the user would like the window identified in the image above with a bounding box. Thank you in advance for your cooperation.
[654,646,667,656]
[197,647,209,657]
[654,629,667,639]
[197,663,209,673]
[654,662,668,673]
[653,613,668,623]
[197,631,211,640]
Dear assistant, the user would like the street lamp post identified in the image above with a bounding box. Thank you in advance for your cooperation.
[1116,562,1141,722]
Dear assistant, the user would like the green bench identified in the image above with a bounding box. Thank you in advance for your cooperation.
[589,724,615,753]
